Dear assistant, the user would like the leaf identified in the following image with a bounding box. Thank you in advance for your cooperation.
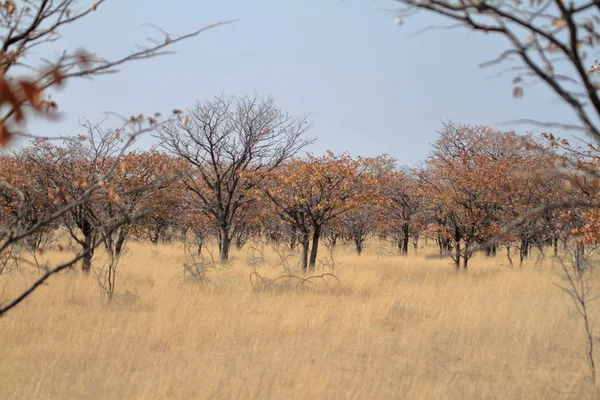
[74,48,94,70]
[0,123,11,147]
[5,0,15,16]
[552,18,566,28]
[512,86,524,98]
[0,77,23,121]
[51,67,63,86]
[18,80,42,109]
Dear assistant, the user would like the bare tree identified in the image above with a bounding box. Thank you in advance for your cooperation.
[0,0,233,317]
[394,1,600,140]
[0,1,233,146]
[555,247,599,384]
[156,94,312,262]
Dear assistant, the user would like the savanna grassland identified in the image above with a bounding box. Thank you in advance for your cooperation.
[1,241,598,400]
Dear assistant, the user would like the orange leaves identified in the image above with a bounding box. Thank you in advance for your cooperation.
[0,124,12,146]
[0,66,64,147]
[0,76,22,121]
[18,80,42,109]
[4,0,15,16]
[50,67,63,86]
[552,18,566,29]
[588,60,600,76]
[261,152,378,226]
[424,122,560,245]
[0,75,47,147]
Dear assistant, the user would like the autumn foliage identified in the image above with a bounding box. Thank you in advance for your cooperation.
[4,119,600,276]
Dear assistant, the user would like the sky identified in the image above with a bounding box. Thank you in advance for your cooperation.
[23,0,582,165]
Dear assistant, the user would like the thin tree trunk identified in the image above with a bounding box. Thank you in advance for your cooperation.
[309,225,321,270]
[355,238,363,256]
[219,225,230,262]
[115,226,129,256]
[300,230,310,272]
[81,222,94,274]
[454,242,461,270]
[401,224,409,254]
[575,242,585,274]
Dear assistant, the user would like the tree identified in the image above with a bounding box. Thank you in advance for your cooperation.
[259,152,377,271]
[379,168,426,254]
[391,2,600,271]
[0,0,232,316]
[422,122,548,269]
[20,122,169,271]
[100,149,175,257]
[340,204,378,255]
[20,124,121,273]
[394,0,600,141]
[157,93,311,262]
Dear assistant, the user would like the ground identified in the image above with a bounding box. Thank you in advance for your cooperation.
[1,240,598,399]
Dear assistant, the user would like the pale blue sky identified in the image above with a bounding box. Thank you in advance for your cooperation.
[26,0,579,164]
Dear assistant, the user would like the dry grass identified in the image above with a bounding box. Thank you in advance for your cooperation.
[1,240,599,399]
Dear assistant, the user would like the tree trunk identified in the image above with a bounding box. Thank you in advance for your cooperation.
[82,236,93,273]
[412,233,419,253]
[300,230,310,272]
[520,238,529,258]
[355,238,363,256]
[115,226,129,257]
[485,244,496,257]
[81,222,94,274]
[553,236,559,256]
[575,242,585,274]
[401,224,409,254]
[454,242,461,270]
[149,230,159,244]
[219,226,230,262]
[309,225,321,270]
[463,242,469,270]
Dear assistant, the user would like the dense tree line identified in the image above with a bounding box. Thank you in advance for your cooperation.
[3,109,599,272]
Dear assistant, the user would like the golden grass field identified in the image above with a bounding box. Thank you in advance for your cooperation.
[1,240,600,399]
